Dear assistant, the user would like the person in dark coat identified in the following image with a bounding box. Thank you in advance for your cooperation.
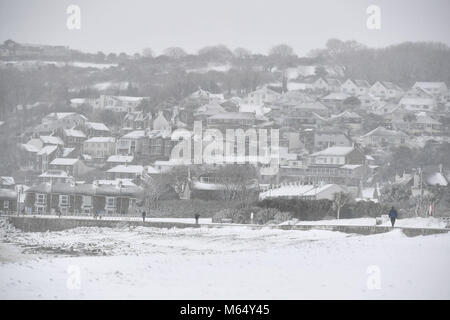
[388,206,398,227]
[142,210,146,222]
[194,213,200,225]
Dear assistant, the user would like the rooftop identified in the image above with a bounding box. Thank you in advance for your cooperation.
[50,158,79,166]
[311,146,355,157]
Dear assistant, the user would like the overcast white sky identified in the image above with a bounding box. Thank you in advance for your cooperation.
[0,0,449,56]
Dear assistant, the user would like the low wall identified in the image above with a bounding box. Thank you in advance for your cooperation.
[5,216,450,237]
[6,216,200,233]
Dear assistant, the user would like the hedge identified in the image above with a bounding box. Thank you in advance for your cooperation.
[147,199,227,218]
[256,198,391,221]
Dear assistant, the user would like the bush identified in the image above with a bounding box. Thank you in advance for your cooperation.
[254,208,280,225]
[273,211,293,224]
[257,198,391,221]
[257,198,333,220]
[148,199,227,218]
[212,208,237,223]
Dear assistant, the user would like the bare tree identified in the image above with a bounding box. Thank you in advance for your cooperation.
[142,47,154,58]
[233,47,252,59]
[163,47,187,59]
[269,44,295,57]
[214,164,259,207]
[332,192,352,220]
[142,174,170,210]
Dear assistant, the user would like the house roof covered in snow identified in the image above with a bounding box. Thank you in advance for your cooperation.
[37,145,58,156]
[120,130,146,139]
[107,165,144,174]
[425,172,448,186]
[39,170,70,179]
[107,155,134,163]
[26,182,143,197]
[85,137,115,143]
[40,135,64,145]
[208,112,256,121]
[20,143,40,153]
[0,176,15,186]
[361,126,408,138]
[50,158,79,166]
[64,128,86,138]
[310,146,355,157]
[85,122,110,132]
[322,92,350,101]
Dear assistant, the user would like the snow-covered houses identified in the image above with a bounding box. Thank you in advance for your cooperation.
[24,182,144,215]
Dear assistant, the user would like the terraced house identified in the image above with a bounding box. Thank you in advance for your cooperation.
[25,182,144,215]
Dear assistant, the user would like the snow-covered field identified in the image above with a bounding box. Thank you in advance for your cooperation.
[0,60,117,70]
[0,219,449,299]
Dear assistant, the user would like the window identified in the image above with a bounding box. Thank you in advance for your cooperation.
[59,195,69,206]
[37,194,46,204]
[106,197,115,208]
[4,201,9,209]
[82,195,92,207]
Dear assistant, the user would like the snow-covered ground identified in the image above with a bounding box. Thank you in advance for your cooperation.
[0,219,449,299]
[24,214,213,225]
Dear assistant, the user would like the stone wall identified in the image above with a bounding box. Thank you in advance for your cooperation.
[6,215,450,237]
[7,216,199,232]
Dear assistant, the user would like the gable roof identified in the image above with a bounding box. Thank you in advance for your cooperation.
[64,128,86,138]
[310,146,355,157]
[85,122,110,132]
[208,112,256,121]
[107,165,144,174]
[50,158,79,166]
[37,145,58,156]
[360,126,408,138]
[40,135,64,145]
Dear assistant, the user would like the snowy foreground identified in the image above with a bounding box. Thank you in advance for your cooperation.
[0,219,449,299]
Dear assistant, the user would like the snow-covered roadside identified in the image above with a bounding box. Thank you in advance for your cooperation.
[0,220,449,299]
[280,217,448,229]
[19,215,213,225]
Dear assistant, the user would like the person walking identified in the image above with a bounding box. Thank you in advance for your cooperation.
[388,206,398,227]
[142,210,146,223]
[194,213,200,225]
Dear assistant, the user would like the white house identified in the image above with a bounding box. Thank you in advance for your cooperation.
[83,137,116,159]
[359,127,408,148]
[369,81,404,100]
[106,165,144,180]
[116,130,146,157]
[246,87,281,105]
[97,95,148,112]
[312,78,342,92]
[399,87,437,112]
[259,183,346,200]
[412,82,448,103]
[35,112,87,133]
[340,79,371,96]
